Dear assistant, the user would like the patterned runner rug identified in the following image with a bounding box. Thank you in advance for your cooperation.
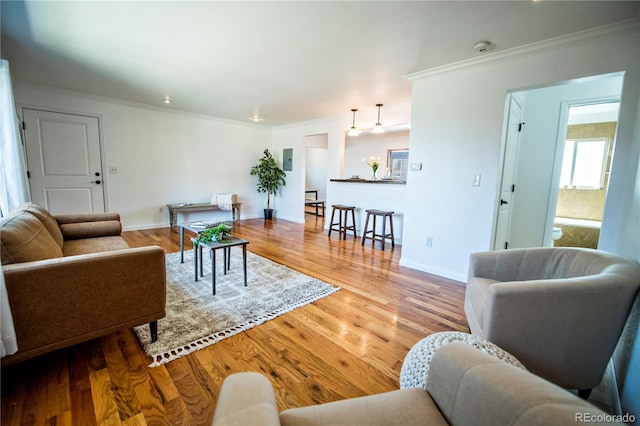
[134,250,340,366]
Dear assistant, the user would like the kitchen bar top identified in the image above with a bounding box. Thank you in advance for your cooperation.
[330,178,406,184]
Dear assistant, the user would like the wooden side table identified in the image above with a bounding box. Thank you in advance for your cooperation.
[168,202,242,228]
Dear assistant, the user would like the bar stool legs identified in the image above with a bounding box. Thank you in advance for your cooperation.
[362,209,395,250]
[328,205,357,240]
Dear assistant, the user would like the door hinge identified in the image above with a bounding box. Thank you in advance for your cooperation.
[518,122,525,132]
[504,242,509,249]
[21,121,26,130]
[511,184,516,192]
[26,171,30,179]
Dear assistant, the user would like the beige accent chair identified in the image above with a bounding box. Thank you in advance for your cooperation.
[1,202,166,366]
[464,247,640,397]
[212,343,621,426]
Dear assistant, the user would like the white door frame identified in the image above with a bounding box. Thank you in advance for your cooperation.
[543,95,621,247]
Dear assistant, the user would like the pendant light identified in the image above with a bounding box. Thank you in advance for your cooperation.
[372,103,385,134]
[347,108,362,136]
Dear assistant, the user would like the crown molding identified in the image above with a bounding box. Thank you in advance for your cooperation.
[406,17,640,81]
[13,81,268,130]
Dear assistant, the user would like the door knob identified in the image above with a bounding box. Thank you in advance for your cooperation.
[95,172,101,176]
[91,180,101,184]
[500,199,509,205]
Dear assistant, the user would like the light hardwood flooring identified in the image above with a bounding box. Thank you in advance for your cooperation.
[1,217,468,425]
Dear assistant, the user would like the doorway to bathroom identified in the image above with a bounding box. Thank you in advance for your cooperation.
[494,72,624,250]
[552,102,619,249]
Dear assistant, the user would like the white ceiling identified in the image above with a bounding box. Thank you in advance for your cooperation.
[2,1,639,126]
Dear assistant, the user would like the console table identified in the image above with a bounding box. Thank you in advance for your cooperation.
[167,202,242,228]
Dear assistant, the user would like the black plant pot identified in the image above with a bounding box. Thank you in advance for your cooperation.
[263,209,274,219]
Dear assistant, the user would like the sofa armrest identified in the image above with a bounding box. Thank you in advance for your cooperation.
[213,372,281,426]
[2,246,166,364]
[55,213,122,240]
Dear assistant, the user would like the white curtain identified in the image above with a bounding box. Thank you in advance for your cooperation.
[0,59,30,217]
[0,59,24,357]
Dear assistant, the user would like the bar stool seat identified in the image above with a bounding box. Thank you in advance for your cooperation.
[362,209,395,250]
[328,205,357,240]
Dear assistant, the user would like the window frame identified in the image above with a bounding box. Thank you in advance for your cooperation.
[559,137,610,190]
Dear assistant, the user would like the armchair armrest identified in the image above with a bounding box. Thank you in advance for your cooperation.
[55,212,122,240]
[213,372,281,426]
[2,246,166,364]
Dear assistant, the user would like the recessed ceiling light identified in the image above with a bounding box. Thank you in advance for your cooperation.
[163,96,171,104]
[250,115,263,122]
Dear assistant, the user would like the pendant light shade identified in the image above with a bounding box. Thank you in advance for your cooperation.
[348,108,362,136]
[371,103,385,134]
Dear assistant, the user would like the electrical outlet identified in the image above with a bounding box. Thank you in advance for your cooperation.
[426,236,433,247]
[109,166,118,174]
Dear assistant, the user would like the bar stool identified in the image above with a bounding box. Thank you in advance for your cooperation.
[362,209,395,250]
[328,205,357,239]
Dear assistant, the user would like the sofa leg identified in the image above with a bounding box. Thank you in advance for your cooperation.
[578,389,592,400]
[150,320,158,343]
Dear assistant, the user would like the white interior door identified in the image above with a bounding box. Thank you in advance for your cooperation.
[23,109,105,214]
[493,94,524,250]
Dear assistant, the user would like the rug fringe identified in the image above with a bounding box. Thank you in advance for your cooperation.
[147,286,340,367]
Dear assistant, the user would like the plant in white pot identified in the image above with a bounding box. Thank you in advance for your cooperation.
[250,149,287,219]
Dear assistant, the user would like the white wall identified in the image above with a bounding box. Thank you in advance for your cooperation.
[402,27,640,282]
[14,85,272,229]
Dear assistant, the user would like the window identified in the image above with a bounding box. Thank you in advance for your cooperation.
[559,138,609,189]
[387,149,409,181]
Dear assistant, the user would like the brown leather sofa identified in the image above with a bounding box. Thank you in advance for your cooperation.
[1,202,166,366]
[212,343,622,426]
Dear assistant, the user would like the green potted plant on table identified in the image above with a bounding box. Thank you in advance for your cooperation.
[192,223,231,246]
[250,149,287,219]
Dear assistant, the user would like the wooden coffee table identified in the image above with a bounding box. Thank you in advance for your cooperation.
[194,236,249,295]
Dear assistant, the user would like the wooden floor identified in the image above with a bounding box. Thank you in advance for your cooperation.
[1,217,468,426]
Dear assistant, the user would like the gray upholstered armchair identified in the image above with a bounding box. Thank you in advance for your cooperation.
[464,247,640,398]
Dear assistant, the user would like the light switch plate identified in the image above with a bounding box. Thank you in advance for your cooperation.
[410,162,422,171]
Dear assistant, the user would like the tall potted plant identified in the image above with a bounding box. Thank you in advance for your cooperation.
[250,149,287,219]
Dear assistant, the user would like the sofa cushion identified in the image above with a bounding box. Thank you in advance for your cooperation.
[62,236,130,256]
[0,209,63,265]
[59,220,122,240]
[24,203,64,248]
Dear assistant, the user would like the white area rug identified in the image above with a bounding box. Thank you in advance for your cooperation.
[134,250,340,366]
